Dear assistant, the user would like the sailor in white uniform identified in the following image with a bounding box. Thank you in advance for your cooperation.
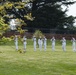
[51,37,55,51]
[61,37,66,51]
[14,35,18,51]
[43,36,47,51]
[38,36,43,51]
[71,37,76,52]
[32,36,36,51]
[23,35,27,52]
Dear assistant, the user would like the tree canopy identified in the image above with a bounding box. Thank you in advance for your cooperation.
[0,0,34,35]
[0,0,76,34]
[26,0,76,32]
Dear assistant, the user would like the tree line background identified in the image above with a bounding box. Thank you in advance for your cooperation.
[0,0,76,35]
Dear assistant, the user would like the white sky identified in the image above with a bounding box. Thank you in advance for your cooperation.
[67,0,76,16]
[66,0,76,26]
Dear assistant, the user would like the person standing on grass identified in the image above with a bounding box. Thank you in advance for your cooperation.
[51,36,55,51]
[61,37,66,52]
[14,35,18,51]
[32,36,36,51]
[38,36,43,51]
[23,35,27,52]
[43,36,47,51]
[71,37,76,52]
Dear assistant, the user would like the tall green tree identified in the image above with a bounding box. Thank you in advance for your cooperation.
[0,0,33,34]
[27,0,76,32]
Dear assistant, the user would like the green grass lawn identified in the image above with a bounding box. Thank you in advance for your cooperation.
[0,40,76,75]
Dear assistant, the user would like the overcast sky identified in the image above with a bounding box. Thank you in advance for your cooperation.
[66,0,76,26]
[67,0,76,16]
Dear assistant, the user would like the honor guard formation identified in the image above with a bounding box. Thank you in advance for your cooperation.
[14,35,76,52]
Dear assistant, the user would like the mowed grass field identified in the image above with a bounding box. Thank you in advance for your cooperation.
[0,39,76,75]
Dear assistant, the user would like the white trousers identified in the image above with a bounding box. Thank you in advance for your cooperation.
[39,43,42,51]
[52,43,55,51]
[15,42,18,50]
[23,42,27,51]
[34,42,36,51]
[62,43,66,51]
[72,42,76,52]
[44,43,46,51]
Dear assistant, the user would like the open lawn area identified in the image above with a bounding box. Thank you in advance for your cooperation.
[0,43,76,75]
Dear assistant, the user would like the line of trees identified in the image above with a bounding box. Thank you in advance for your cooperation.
[27,0,76,32]
[0,0,76,34]
[0,0,33,35]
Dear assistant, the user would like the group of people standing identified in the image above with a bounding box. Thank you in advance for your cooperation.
[33,36,47,51]
[14,35,76,52]
[14,35,27,52]
[50,37,76,52]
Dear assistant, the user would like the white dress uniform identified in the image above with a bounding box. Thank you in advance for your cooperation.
[61,37,66,51]
[71,37,76,52]
[43,37,47,51]
[14,35,18,50]
[23,36,27,51]
[51,37,55,51]
[32,36,36,51]
[38,38,43,51]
